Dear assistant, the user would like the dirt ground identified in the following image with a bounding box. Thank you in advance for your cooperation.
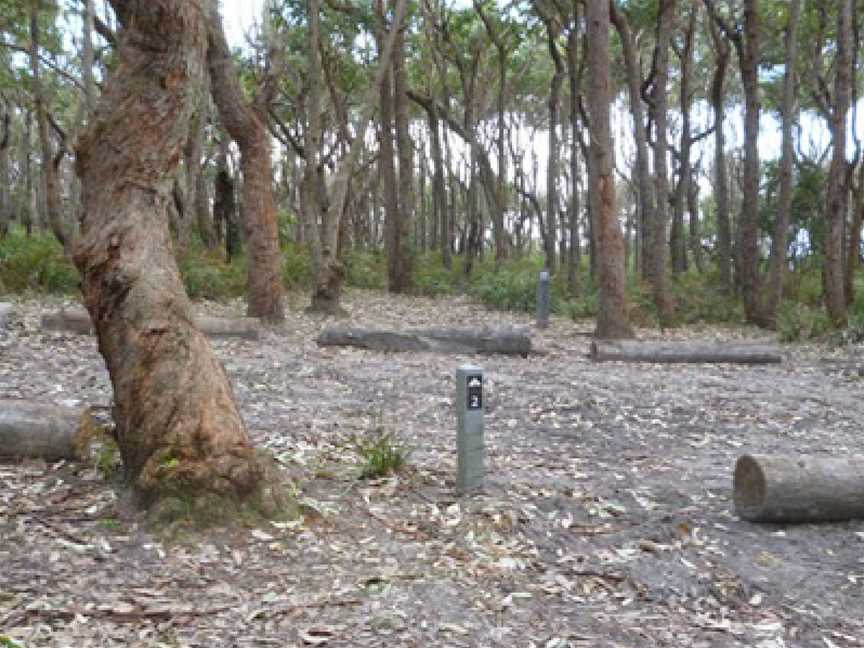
[1,290,863,648]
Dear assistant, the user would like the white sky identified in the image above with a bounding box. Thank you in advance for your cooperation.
[223,1,266,49]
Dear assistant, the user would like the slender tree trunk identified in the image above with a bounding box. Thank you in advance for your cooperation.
[82,0,97,114]
[73,0,283,513]
[214,132,241,262]
[688,167,703,272]
[761,0,800,325]
[610,1,655,282]
[29,3,69,250]
[647,0,676,323]
[207,2,284,322]
[566,5,581,294]
[23,110,34,236]
[392,6,414,291]
[0,105,10,237]
[542,17,564,272]
[587,0,633,339]
[708,20,732,293]
[824,0,853,326]
[671,8,696,276]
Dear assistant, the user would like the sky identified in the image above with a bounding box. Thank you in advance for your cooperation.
[223,1,266,50]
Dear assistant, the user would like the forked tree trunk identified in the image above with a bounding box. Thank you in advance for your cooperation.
[73,0,280,514]
[587,0,632,339]
[207,2,284,323]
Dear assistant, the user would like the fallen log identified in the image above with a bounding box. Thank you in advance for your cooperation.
[733,454,864,523]
[590,340,782,364]
[41,308,260,340]
[317,326,531,357]
[0,400,83,461]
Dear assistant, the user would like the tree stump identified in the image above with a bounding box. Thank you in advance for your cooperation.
[317,326,531,357]
[733,454,864,523]
[590,340,782,364]
[41,308,261,340]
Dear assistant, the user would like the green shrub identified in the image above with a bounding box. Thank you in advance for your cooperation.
[412,251,462,296]
[282,242,313,289]
[776,301,830,342]
[178,245,246,300]
[345,249,387,290]
[0,229,79,294]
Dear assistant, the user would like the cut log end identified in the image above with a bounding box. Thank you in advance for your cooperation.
[732,454,768,521]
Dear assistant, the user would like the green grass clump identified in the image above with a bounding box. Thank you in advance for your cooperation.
[470,255,549,313]
[0,228,79,294]
[178,244,247,300]
[282,242,313,289]
[412,251,462,296]
[351,424,412,479]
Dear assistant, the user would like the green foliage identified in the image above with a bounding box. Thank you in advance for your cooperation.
[0,228,79,294]
[670,271,743,325]
[345,249,387,290]
[178,245,247,300]
[411,252,463,296]
[0,636,24,648]
[469,255,550,313]
[776,301,830,342]
[282,242,313,289]
[351,421,412,480]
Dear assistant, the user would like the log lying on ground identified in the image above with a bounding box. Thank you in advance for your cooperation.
[733,454,864,523]
[317,326,531,357]
[0,400,83,461]
[590,340,782,364]
[41,308,261,340]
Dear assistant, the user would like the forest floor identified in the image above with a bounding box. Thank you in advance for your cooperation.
[1,290,863,648]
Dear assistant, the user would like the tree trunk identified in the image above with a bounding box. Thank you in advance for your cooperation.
[29,3,70,250]
[734,454,864,523]
[214,133,241,262]
[846,164,864,305]
[207,2,284,323]
[587,0,632,339]
[760,0,801,325]
[823,0,853,327]
[542,16,564,273]
[671,8,696,276]
[738,0,763,322]
[708,20,732,293]
[73,0,283,515]
[0,104,10,237]
[610,2,654,282]
[392,6,414,291]
[566,6,581,294]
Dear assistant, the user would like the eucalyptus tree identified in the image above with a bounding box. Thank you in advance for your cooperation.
[74,0,289,516]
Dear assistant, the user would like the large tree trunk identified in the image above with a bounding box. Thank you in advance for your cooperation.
[760,0,801,326]
[587,0,632,339]
[73,0,282,515]
[823,0,853,327]
[646,0,675,324]
[206,3,284,323]
[734,454,864,523]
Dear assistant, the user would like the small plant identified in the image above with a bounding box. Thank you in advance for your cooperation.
[1,636,24,648]
[776,302,830,342]
[351,421,411,479]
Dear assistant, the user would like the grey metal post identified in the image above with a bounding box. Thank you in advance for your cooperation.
[536,270,550,329]
[456,364,484,493]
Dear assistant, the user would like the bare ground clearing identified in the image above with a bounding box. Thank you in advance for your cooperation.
[1,290,863,647]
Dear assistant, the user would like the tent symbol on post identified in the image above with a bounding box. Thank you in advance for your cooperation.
[467,375,482,410]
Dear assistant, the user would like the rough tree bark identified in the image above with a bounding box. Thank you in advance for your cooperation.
[587,0,633,339]
[207,2,284,323]
[646,0,676,324]
[708,19,732,293]
[0,103,10,237]
[823,0,853,327]
[73,0,288,517]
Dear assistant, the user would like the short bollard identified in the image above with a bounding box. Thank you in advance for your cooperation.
[536,270,550,329]
[456,364,484,493]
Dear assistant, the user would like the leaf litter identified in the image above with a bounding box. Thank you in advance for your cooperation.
[0,291,863,646]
